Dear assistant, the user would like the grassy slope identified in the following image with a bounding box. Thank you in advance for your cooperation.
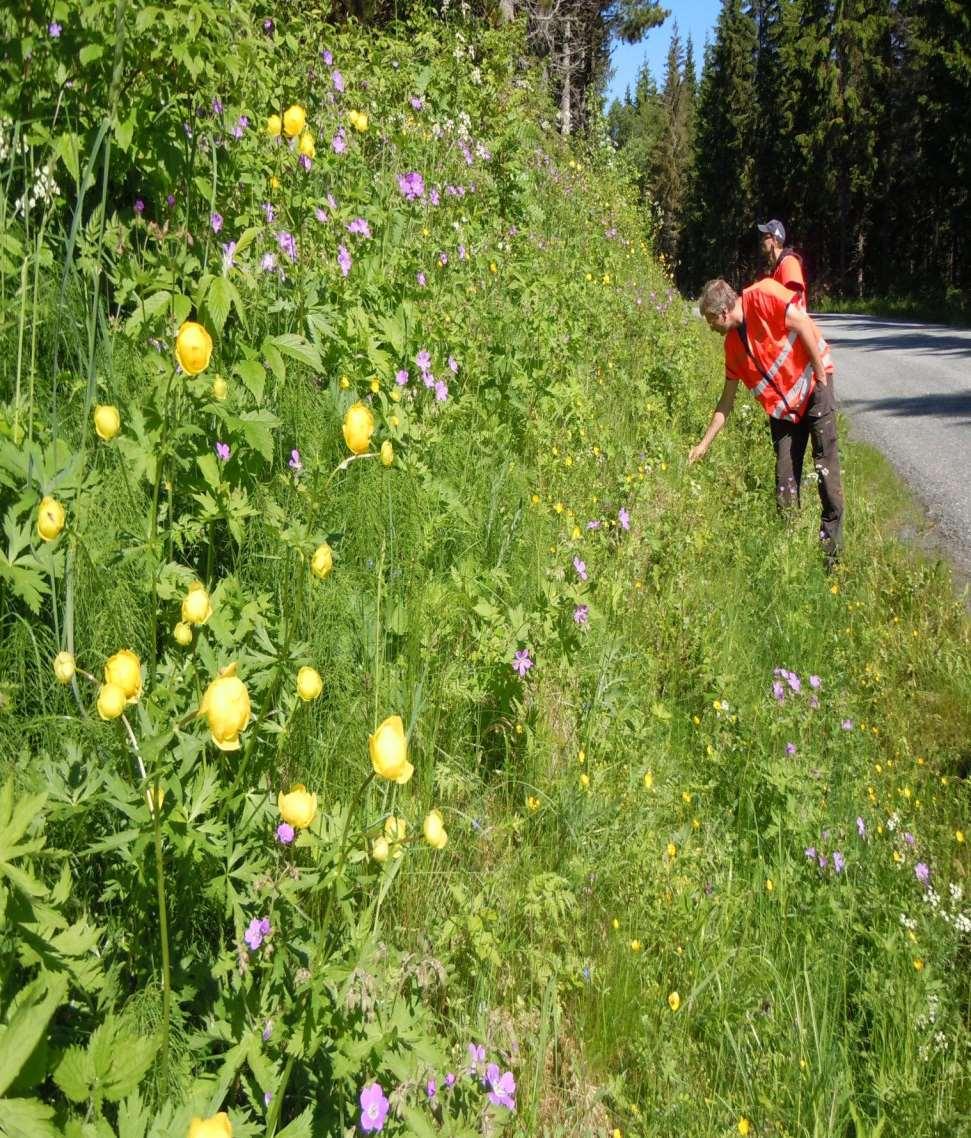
[1,8,969,1137]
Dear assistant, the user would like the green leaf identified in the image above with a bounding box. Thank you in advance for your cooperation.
[0,974,68,1096]
[233,359,265,401]
[269,333,322,372]
[197,453,221,491]
[205,276,232,335]
[235,411,280,462]
[113,111,134,152]
[53,1047,92,1104]
[276,1109,314,1138]
[0,1095,61,1138]
[80,43,105,67]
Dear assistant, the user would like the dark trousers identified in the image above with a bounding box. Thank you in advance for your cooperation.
[769,379,844,558]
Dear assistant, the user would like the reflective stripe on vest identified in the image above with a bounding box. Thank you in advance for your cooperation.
[751,330,798,398]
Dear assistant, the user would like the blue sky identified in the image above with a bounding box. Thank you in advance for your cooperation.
[605,0,722,106]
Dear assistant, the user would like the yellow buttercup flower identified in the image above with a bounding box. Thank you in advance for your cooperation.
[266,114,282,137]
[270,175,281,190]
[298,130,315,158]
[311,543,333,580]
[188,1114,232,1138]
[282,104,306,138]
[611,917,620,930]
[348,109,369,133]
[296,666,323,701]
[526,795,540,812]
[342,401,375,454]
[667,991,681,1012]
[380,440,394,467]
[369,715,413,784]
[579,773,590,789]
[666,842,677,860]
[52,651,75,684]
[181,581,213,625]
[175,321,213,375]
[104,649,142,703]
[173,621,193,647]
[422,809,447,849]
[37,496,65,541]
[371,836,390,862]
[97,682,127,721]
[339,375,350,390]
[212,375,228,401]
[200,666,251,751]
[93,404,120,440]
[278,784,318,829]
[956,830,965,844]
[629,939,642,952]
[738,1119,751,1136]
[643,770,654,789]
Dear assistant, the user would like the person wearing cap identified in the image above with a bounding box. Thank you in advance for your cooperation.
[757,219,807,308]
[688,276,844,567]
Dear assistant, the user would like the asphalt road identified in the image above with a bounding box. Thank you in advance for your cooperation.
[813,313,971,581]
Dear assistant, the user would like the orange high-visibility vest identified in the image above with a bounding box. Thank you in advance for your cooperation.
[772,249,807,307]
[724,279,833,423]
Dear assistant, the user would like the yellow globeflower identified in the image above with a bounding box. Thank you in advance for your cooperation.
[311,542,333,580]
[282,104,306,137]
[175,321,213,375]
[188,1114,232,1138]
[278,784,318,829]
[369,715,413,784]
[181,581,213,625]
[371,836,390,863]
[266,114,282,137]
[53,651,76,684]
[97,682,127,721]
[667,991,681,1012]
[173,621,193,647]
[212,375,228,401]
[380,440,394,467]
[93,404,121,440]
[422,809,447,850]
[37,496,66,541]
[200,666,251,751]
[348,109,369,133]
[298,131,315,159]
[342,401,375,455]
[104,649,142,703]
[296,666,323,701]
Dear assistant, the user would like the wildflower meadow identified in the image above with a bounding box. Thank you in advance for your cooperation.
[0,4,968,1137]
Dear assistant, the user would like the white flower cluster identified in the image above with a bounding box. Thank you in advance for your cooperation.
[0,117,12,163]
[13,161,61,217]
[920,880,971,933]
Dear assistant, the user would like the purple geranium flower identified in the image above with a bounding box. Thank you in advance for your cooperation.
[166,193,176,207]
[210,211,223,234]
[298,154,312,172]
[485,1063,516,1110]
[426,1079,436,1099]
[289,448,302,471]
[359,1083,389,1133]
[221,240,236,270]
[809,674,822,689]
[786,742,797,756]
[434,380,448,402]
[48,21,62,37]
[277,230,297,262]
[573,556,587,582]
[841,719,853,730]
[444,1072,456,1087]
[772,681,785,702]
[244,916,270,950]
[832,850,845,874]
[416,348,431,371]
[856,817,866,839]
[416,271,427,287]
[410,96,424,110]
[332,128,347,154]
[262,201,275,222]
[573,605,589,626]
[468,1043,486,1071]
[448,356,459,374]
[231,115,248,139]
[322,49,333,65]
[215,441,230,462]
[586,519,601,530]
[395,369,409,386]
[276,822,295,845]
[397,171,425,201]
[133,198,145,215]
[512,650,533,679]
[337,244,352,277]
[260,252,278,273]
[347,217,372,237]
[618,507,630,530]
[332,69,345,92]
[915,862,930,886]
[262,1020,273,1041]
[211,96,223,116]
[804,847,817,861]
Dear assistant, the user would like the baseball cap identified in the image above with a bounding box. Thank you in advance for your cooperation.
[757,219,786,243]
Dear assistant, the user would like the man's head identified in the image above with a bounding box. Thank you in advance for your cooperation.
[757,219,786,263]
[699,279,740,335]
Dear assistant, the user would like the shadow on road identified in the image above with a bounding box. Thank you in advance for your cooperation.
[840,390,971,425]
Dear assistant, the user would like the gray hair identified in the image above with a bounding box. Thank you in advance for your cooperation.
[699,279,738,317]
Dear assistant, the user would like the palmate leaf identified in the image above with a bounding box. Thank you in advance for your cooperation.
[0,1095,61,1138]
[0,973,68,1097]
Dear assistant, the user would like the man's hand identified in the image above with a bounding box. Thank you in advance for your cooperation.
[688,442,707,465]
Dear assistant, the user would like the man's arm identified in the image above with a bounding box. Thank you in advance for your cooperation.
[688,379,739,463]
[786,306,828,387]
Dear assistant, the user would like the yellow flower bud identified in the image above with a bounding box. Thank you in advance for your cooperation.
[188,1114,233,1138]
[211,375,228,401]
[266,114,282,138]
[388,414,399,427]
[342,401,375,454]
[369,715,413,784]
[667,991,681,1012]
[277,784,318,829]
[526,795,540,812]
[37,496,66,541]
[93,404,120,440]
[175,321,213,375]
[369,378,380,394]
[339,375,350,390]
[173,621,193,647]
[629,939,642,952]
[298,130,315,158]
[104,649,142,703]
[200,670,251,751]
[181,581,213,625]
[738,1120,751,1137]
[311,543,333,580]
[270,175,281,189]
[380,440,394,467]
[296,666,323,701]
[371,836,390,862]
[422,809,447,849]
[348,109,369,133]
[53,651,75,684]
[282,104,306,137]
[666,842,677,859]
[97,682,127,721]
